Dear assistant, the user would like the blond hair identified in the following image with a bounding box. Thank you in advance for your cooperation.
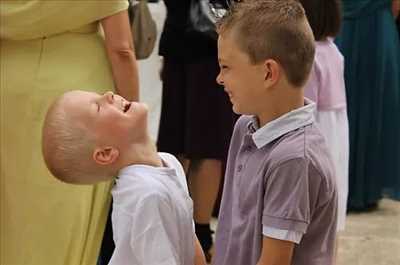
[217,0,315,87]
[42,93,108,184]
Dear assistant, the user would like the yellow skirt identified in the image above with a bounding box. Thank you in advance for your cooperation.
[1,29,115,265]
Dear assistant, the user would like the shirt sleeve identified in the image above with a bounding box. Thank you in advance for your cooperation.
[262,226,303,244]
[262,158,322,239]
[130,194,181,265]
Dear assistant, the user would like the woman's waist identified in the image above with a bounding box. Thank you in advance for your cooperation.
[67,23,99,34]
[1,22,100,42]
[2,28,104,48]
[1,30,110,73]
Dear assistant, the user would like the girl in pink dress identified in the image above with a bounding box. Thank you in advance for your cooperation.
[300,0,349,232]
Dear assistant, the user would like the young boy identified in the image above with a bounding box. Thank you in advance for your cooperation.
[42,90,206,265]
[213,1,338,265]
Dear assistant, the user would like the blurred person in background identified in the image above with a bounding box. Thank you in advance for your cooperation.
[157,0,237,261]
[335,0,400,211]
[300,0,349,235]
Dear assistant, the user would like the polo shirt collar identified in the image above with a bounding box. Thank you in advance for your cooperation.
[248,98,316,149]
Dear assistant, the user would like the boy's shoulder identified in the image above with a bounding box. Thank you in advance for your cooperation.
[158,152,183,172]
[158,152,187,187]
[252,124,337,209]
[234,115,330,164]
[113,154,186,209]
[232,114,334,183]
[266,125,336,202]
[269,124,333,173]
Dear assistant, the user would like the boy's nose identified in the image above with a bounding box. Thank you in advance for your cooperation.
[102,91,114,104]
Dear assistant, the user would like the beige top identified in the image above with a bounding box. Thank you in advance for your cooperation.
[1,0,127,40]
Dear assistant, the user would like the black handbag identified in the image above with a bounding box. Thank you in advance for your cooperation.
[186,0,229,40]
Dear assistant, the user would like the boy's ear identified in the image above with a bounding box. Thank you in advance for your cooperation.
[263,59,280,86]
[93,147,119,166]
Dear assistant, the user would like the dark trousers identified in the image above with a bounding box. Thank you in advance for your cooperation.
[98,204,114,265]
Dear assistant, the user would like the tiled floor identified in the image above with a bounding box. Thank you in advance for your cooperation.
[337,199,400,265]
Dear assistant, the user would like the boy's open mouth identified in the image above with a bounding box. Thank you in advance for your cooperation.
[123,102,131,113]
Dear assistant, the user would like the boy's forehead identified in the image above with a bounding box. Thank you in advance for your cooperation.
[218,33,250,64]
[62,91,97,116]
[66,90,96,99]
[63,91,96,105]
[218,34,238,60]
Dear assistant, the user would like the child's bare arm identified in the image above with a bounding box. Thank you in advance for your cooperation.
[257,236,294,265]
[194,235,207,265]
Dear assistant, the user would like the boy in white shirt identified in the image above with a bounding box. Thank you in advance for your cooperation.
[42,90,206,265]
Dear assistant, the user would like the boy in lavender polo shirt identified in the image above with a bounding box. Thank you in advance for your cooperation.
[213,1,338,265]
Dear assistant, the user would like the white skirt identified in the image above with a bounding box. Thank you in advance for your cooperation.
[315,109,349,231]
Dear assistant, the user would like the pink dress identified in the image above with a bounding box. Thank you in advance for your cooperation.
[304,38,349,231]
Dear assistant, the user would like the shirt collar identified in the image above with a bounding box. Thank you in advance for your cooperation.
[249,98,316,149]
[118,158,176,178]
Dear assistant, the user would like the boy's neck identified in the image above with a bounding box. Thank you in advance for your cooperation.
[120,136,163,169]
[258,89,304,127]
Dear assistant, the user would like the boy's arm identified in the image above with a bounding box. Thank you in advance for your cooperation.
[257,236,294,265]
[194,235,207,265]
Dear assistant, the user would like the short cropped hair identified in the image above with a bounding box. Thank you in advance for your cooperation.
[217,0,315,87]
[298,0,342,41]
[42,94,104,184]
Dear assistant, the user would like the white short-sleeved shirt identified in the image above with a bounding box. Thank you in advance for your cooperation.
[108,153,195,265]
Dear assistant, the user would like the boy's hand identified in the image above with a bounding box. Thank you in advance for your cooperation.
[257,236,294,265]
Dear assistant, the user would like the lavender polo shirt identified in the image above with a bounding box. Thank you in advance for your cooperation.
[214,100,338,265]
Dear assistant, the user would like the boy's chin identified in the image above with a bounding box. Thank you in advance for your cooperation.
[232,105,248,116]
[232,105,240,114]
